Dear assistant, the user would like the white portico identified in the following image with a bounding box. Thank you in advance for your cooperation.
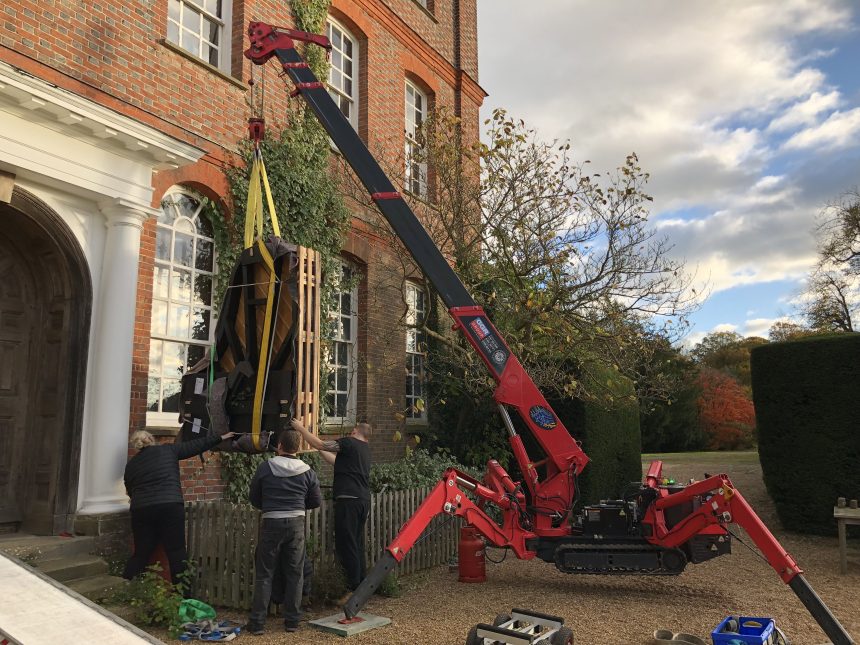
[0,61,204,530]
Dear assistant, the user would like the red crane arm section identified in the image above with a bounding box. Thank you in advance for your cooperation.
[647,474,801,583]
[385,469,536,562]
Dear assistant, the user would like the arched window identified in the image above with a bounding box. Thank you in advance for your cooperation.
[326,261,358,424]
[405,281,427,421]
[326,17,359,130]
[147,189,216,425]
[405,80,428,197]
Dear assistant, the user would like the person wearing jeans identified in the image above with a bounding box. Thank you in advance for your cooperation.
[291,419,371,596]
[123,429,235,586]
[247,429,321,635]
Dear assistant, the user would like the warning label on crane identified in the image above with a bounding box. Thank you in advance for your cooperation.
[462,315,509,375]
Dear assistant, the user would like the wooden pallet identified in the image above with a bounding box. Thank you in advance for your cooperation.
[295,245,321,442]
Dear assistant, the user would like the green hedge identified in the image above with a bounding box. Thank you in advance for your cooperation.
[750,333,860,535]
[369,449,479,493]
[549,365,643,504]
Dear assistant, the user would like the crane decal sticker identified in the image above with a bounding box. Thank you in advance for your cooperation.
[529,405,558,430]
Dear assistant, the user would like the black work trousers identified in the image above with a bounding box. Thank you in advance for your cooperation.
[123,502,187,586]
[334,498,369,591]
[249,516,305,627]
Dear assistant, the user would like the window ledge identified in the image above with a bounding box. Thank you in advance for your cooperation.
[158,39,247,91]
[412,1,438,23]
[146,425,181,437]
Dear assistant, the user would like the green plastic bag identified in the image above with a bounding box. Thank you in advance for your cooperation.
[178,598,217,623]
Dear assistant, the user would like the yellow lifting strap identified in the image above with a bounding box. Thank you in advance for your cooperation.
[244,147,281,450]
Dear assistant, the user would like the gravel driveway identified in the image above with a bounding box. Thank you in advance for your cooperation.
[151,453,860,644]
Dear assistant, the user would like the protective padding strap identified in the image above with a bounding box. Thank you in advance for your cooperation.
[251,238,277,450]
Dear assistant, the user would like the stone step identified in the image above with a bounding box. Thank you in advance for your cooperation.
[67,574,128,602]
[0,533,96,561]
[36,554,108,583]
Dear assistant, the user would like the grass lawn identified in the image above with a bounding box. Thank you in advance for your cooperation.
[642,450,760,465]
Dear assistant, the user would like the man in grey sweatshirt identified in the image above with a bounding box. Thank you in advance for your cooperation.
[247,429,321,635]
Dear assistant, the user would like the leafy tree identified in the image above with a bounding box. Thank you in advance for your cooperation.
[767,320,817,342]
[638,335,703,452]
[801,269,857,332]
[800,190,860,333]
[690,331,767,393]
[335,108,697,468]
[696,368,756,450]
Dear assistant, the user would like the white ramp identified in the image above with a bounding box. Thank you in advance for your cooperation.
[0,552,165,645]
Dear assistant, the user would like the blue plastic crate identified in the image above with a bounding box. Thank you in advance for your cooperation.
[711,616,775,645]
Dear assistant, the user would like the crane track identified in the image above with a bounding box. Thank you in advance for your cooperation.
[552,542,687,575]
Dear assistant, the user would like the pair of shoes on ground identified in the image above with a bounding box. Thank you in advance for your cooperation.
[246,621,300,635]
[245,623,265,636]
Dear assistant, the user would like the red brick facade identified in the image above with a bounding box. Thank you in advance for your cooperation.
[0,0,483,500]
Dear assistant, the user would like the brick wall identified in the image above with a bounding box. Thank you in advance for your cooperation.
[1,0,483,494]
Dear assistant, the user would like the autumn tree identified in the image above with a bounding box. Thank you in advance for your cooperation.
[767,320,817,342]
[696,367,756,450]
[800,190,860,333]
[690,331,767,393]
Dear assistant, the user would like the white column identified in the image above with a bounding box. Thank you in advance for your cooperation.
[77,198,157,515]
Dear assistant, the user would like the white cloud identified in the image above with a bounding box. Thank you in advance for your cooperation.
[742,317,788,338]
[478,0,860,302]
[783,108,860,151]
[713,323,739,333]
[767,91,842,132]
[682,330,708,349]
[681,316,793,347]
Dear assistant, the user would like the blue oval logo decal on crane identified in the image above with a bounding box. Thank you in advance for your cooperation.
[529,405,557,430]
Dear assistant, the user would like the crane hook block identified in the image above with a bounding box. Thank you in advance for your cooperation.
[248,117,265,142]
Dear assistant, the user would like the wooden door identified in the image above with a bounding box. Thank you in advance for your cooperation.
[0,245,36,530]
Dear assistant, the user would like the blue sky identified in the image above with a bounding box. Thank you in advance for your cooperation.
[477,1,860,346]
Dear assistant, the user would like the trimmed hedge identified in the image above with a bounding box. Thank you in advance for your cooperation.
[750,333,860,535]
[369,449,479,493]
[549,365,643,504]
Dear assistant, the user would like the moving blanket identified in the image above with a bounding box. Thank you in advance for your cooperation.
[178,235,300,453]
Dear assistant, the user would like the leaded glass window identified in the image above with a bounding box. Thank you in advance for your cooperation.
[147,189,216,424]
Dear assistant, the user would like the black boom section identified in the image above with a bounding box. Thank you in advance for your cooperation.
[789,575,855,645]
[272,46,475,310]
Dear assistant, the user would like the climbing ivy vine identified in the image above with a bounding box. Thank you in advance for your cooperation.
[212,0,352,499]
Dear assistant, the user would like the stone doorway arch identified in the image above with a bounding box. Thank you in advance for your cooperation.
[0,187,91,534]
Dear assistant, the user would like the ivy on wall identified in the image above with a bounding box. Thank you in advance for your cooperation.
[213,0,352,498]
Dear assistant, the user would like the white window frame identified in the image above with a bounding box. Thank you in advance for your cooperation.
[147,188,217,428]
[166,0,233,72]
[326,17,359,131]
[325,261,358,426]
[405,80,428,197]
[405,281,428,423]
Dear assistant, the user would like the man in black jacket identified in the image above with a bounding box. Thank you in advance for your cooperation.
[123,429,235,585]
[247,429,321,635]
[291,418,371,596]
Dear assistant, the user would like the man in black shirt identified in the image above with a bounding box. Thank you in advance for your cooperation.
[291,419,371,594]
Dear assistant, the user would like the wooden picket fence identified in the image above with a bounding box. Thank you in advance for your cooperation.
[185,487,460,609]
